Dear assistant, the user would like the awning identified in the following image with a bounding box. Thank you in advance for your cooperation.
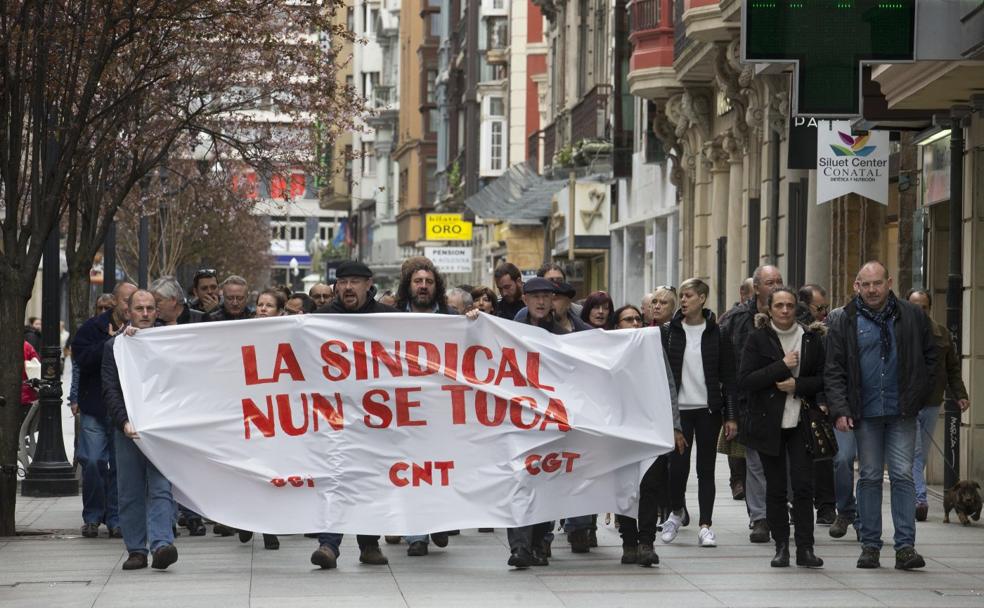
[464,163,567,225]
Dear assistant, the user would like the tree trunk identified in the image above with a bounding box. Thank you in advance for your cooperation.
[66,257,95,339]
[0,276,31,536]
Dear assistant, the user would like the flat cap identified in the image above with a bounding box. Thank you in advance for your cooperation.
[555,281,576,299]
[523,277,557,294]
[335,261,373,279]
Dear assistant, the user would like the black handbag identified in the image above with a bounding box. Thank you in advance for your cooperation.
[800,402,838,461]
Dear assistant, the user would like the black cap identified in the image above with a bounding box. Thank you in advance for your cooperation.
[335,261,373,279]
[523,277,557,294]
[555,281,576,299]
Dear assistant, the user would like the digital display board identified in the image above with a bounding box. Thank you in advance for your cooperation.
[743,0,915,116]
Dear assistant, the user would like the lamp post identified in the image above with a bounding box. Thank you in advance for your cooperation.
[22,225,78,497]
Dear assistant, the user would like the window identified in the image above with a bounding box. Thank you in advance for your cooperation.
[489,96,504,117]
[346,6,354,31]
[319,224,335,242]
[362,4,377,36]
[290,225,305,241]
[490,122,503,171]
[362,72,379,100]
[426,69,438,104]
[428,12,441,37]
[362,142,376,176]
[493,0,505,8]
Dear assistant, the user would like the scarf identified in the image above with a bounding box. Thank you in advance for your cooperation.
[855,292,898,361]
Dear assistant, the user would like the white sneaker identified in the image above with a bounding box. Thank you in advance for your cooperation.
[698,527,717,547]
[660,513,682,544]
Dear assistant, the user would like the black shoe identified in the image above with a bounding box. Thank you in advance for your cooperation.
[177,513,187,528]
[311,544,337,569]
[588,528,598,548]
[508,547,532,569]
[186,518,206,537]
[263,534,279,550]
[238,530,253,543]
[816,506,836,526]
[895,547,926,570]
[407,541,429,556]
[620,545,638,565]
[213,523,235,537]
[430,532,449,548]
[749,519,770,543]
[121,552,147,570]
[479,528,494,533]
[109,527,123,539]
[637,543,659,567]
[771,542,790,568]
[857,546,880,569]
[540,538,552,558]
[682,507,691,527]
[915,503,929,522]
[568,528,590,553]
[530,548,549,566]
[796,546,824,568]
[447,530,460,535]
[829,514,851,538]
[151,544,178,570]
[81,523,99,538]
[359,545,389,565]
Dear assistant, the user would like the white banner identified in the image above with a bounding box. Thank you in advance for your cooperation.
[817,121,889,205]
[423,246,472,274]
[113,314,673,535]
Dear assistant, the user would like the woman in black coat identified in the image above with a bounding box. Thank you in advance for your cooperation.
[737,287,825,569]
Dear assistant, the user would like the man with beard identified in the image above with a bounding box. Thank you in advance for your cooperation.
[720,265,783,544]
[493,262,525,320]
[310,261,395,570]
[390,258,454,555]
[395,258,453,314]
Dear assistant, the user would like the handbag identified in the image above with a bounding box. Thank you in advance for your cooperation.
[716,426,746,458]
[799,402,838,461]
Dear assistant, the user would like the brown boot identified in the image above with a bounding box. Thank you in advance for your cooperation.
[359,545,389,565]
[121,552,147,570]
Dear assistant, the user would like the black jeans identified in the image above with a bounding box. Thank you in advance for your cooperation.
[507,522,553,552]
[760,425,815,548]
[729,456,746,487]
[813,458,835,510]
[617,455,669,546]
[669,408,722,527]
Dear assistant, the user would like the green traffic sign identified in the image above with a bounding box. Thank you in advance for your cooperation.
[743,0,915,116]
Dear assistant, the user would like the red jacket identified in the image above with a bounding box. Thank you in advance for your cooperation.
[22,341,39,405]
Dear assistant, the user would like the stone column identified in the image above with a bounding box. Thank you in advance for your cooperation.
[705,135,730,309]
[804,169,831,288]
[724,132,745,303]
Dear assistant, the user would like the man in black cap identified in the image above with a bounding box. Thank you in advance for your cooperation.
[513,280,592,333]
[310,260,395,570]
[314,261,396,315]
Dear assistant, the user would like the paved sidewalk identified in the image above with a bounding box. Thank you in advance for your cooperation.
[4,454,984,608]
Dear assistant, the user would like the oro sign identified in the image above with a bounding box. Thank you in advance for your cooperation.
[425,213,472,241]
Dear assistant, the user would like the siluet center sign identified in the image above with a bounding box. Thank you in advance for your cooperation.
[816,121,889,205]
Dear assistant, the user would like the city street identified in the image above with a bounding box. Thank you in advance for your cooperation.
[4,455,983,608]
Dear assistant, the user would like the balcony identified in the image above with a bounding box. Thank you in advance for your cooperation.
[627,0,679,100]
[681,0,735,43]
[485,17,509,65]
[570,84,611,144]
[543,122,556,170]
[373,85,395,108]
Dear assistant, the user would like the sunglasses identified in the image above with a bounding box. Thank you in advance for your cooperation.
[656,285,677,293]
[619,315,643,324]
[194,268,217,280]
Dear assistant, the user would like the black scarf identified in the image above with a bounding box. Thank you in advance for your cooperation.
[855,292,898,361]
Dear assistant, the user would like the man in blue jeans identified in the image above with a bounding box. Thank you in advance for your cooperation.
[102,289,178,570]
[829,428,859,539]
[825,261,937,570]
[70,282,137,539]
[905,289,970,520]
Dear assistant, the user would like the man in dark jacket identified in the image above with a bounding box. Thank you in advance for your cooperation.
[102,289,178,571]
[825,261,937,571]
[720,265,783,543]
[206,275,255,321]
[310,261,394,571]
[71,281,137,539]
[188,269,220,314]
[796,284,829,325]
[493,262,525,321]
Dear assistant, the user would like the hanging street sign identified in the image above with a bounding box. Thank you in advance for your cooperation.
[816,121,889,205]
[742,0,916,117]
[425,213,473,241]
[424,246,473,274]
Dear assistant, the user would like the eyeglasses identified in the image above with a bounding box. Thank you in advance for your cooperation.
[813,304,829,313]
[619,315,643,324]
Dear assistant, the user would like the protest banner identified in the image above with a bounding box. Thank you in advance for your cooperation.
[113,313,674,534]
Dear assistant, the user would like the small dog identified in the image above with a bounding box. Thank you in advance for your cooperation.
[943,480,983,525]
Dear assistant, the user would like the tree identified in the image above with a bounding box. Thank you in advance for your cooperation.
[0,1,364,535]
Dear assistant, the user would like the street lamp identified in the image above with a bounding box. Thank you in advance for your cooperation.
[22,224,78,497]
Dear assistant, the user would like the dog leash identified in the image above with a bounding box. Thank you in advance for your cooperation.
[924,427,960,487]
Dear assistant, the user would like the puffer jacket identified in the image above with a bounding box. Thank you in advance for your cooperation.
[661,308,737,420]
